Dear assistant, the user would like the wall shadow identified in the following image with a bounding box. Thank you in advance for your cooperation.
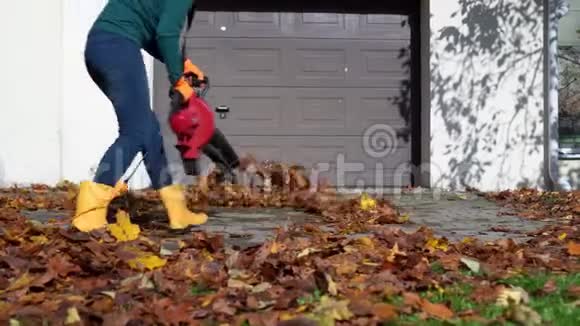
[431,0,545,190]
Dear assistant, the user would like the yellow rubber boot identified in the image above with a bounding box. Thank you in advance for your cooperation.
[72,180,127,232]
[159,184,208,229]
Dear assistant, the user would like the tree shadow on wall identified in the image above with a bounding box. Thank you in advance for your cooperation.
[431,0,545,190]
[390,18,412,144]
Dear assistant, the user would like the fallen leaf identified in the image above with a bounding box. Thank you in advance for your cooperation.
[308,296,353,324]
[48,255,81,277]
[65,306,81,325]
[403,292,422,307]
[107,210,140,242]
[421,300,454,320]
[270,241,283,254]
[30,235,49,245]
[356,236,374,248]
[371,303,397,320]
[228,279,253,290]
[503,303,542,326]
[127,253,167,271]
[212,298,236,316]
[542,279,557,295]
[558,233,567,241]
[497,286,530,307]
[252,282,272,293]
[567,241,580,256]
[386,242,406,263]
[359,193,376,211]
[425,237,449,252]
[460,257,481,274]
[297,248,320,258]
[325,273,338,296]
[0,272,34,294]
[566,285,580,298]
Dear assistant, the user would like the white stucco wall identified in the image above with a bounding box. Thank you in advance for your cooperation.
[0,1,63,186]
[0,0,154,188]
[427,0,547,191]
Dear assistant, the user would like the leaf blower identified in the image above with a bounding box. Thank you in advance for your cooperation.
[168,75,240,181]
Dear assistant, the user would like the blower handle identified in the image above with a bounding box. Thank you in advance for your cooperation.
[184,73,210,98]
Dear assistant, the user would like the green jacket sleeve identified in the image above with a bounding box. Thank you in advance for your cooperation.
[156,0,192,85]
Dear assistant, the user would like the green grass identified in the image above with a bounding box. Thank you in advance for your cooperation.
[382,272,580,326]
[297,289,322,306]
[190,282,215,296]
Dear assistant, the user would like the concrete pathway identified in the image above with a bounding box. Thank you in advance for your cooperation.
[21,191,545,248]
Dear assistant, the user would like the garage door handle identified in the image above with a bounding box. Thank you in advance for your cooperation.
[216,105,230,119]
[216,105,230,113]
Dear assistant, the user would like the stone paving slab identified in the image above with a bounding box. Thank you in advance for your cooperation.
[20,191,546,249]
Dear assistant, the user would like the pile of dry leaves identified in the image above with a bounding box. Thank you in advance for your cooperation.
[0,162,579,325]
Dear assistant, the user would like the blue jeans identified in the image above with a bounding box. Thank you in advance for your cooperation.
[84,28,172,189]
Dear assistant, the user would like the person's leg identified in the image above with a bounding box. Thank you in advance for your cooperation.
[79,29,207,230]
[84,30,172,189]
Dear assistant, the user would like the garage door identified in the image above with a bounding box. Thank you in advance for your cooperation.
[154,11,412,187]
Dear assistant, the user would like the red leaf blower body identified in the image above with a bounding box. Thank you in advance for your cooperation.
[168,76,240,178]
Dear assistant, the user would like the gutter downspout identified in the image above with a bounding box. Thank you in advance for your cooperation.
[545,0,570,190]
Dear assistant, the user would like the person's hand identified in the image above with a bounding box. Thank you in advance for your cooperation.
[170,76,194,112]
[183,58,204,81]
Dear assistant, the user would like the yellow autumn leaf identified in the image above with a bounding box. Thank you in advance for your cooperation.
[359,193,377,211]
[107,210,140,242]
[425,237,449,252]
[297,247,320,258]
[309,296,354,324]
[398,214,410,223]
[357,236,374,247]
[279,312,296,321]
[461,237,475,244]
[65,307,81,325]
[201,295,215,307]
[0,273,34,294]
[30,235,49,245]
[558,233,567,241]
[386,242,406,263]
[270,241,282,254]
[325,273,338,296]
[362,259,380,266]
[497,286,530,307]
[201,248,214,261]
[127,253,167,271]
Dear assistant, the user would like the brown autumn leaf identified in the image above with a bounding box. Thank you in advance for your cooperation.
[371,303,397,320]
[213,298,237,316]
[403,292,422,308]
[567,241,580,256]
[48,255,81,277]
[567,285,580,298]
[421,300,454,320]
[541,279,557,295]
[348,299,374,316]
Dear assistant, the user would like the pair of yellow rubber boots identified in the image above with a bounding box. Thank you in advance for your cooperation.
[72,181,207,232]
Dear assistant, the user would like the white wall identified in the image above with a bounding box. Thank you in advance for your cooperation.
[427,0,547,191]
[0,0,154,188]
[0,1,63,186]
